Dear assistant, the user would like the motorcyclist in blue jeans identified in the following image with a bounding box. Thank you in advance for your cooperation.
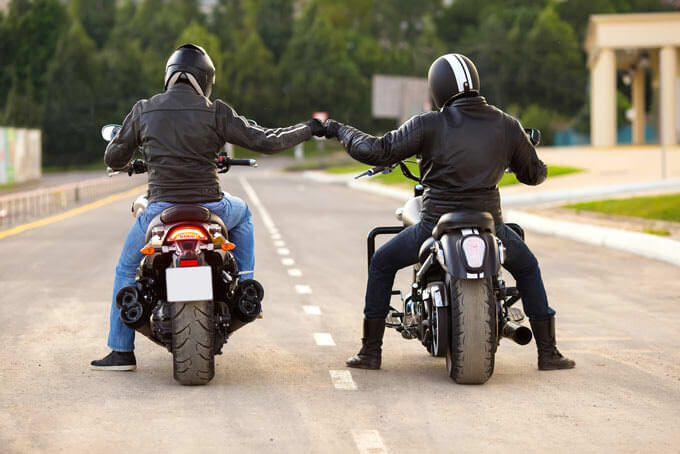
[91,43,325,370]
[325,53,575,372]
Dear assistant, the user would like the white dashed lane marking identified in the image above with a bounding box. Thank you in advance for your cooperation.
[281,258,295,266]
[295,284,312,294]
[239,177,278,234]
[271,233,281,240]
[329,370,357,390]
[277,248,290,256]
[314,333,335,346]
[352,430,387,454]
[287,268,302,277]
[303,305,321,315]
[273,240,286,247]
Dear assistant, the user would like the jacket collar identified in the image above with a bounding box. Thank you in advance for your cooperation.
[447,96,487,108]
[167,83,199,95]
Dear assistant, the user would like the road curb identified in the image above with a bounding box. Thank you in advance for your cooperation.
[304,171,680,267]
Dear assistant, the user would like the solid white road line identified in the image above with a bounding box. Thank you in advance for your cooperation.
[303,305,321,315]
[238,177,278,234]
[277,248,290,255]
[287,268,302,277]
[281,258,295,266]
[314,333,335,346]
[329,370,357,390]
[295,284,312,294]
[352,430,387,454]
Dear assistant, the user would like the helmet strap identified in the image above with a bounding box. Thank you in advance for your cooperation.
[166,71,205,97]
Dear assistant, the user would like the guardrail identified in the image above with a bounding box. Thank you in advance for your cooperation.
[0,176,143,228]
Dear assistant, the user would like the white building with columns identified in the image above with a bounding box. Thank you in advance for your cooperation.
[584,12,680,147]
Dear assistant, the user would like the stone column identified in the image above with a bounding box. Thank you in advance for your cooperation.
[659,45,677,146]
[590,48,617,147]
[632,66,646,145]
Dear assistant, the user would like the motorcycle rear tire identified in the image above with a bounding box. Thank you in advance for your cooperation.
[446,278,497,384]
[170,300,215,386]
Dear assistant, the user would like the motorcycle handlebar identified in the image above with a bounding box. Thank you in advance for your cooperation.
[355,166,388,179]
[228,158,258,167]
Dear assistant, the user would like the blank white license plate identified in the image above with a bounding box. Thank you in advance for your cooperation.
[166,266,213,302]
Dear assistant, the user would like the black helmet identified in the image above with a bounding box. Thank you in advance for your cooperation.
[164,43,216,98]
[427,53,480,109]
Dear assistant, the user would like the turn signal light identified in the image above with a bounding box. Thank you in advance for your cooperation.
[140,246,155,255]
[221,242,236,251]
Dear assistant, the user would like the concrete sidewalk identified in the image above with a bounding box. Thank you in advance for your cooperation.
[303,146,680,267]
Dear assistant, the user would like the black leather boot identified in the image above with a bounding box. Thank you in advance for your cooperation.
[530,317,575,370]
[346,318,386,370]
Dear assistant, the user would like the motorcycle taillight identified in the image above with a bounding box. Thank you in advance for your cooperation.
[168,225,208,241]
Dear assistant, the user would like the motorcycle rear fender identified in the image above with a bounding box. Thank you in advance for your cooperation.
[439,230,500,279]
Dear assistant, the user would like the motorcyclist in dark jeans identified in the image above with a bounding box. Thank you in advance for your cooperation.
[91,43,326,370]
[325,53,575,372]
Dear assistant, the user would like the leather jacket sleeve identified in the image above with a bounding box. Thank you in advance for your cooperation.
[104,101,142,170]
[215,100,312,154]
[336,115,424,166]
[507,119,547,185]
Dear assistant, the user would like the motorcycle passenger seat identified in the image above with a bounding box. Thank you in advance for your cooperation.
[418,237,436,264]
[432,210,495,240]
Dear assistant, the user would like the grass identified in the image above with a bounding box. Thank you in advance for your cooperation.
[565,193,680,223]
[643,228,671,236]
[323,162,583,188]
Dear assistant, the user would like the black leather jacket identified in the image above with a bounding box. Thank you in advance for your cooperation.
[336,96,547,224]
[105,84,312,203]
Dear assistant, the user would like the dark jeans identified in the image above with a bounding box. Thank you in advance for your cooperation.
[364,221,556,321]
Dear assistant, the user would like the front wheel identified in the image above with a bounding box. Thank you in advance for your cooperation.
[446,278,497,384]
[170,300,215,385]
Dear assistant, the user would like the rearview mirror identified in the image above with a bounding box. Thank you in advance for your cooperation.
[101,124,121,142]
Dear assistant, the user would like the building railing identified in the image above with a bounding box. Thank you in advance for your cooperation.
[0,176,143,228]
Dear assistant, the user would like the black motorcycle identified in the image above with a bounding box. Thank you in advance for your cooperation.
[359,129,541,384]
[101,125,264,385]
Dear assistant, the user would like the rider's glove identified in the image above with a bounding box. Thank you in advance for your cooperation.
[305,119,326,137]
[324,119,342,139]
[127,159,147,176]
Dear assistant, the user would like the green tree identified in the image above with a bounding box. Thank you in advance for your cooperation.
[70,0,116,49]
[254,0,293,62]
[1,0,68,126]
[279,1,367,126]
[43,21,103,166]
[521,6,586,116]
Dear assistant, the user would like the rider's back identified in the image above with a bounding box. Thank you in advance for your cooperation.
[133,84,223,204]
[418,95,543,224]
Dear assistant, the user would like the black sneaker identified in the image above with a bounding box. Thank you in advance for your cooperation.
[90,351,137,371]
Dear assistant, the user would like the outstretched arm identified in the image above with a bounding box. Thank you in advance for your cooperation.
[326,116,424,167]
[216,100,320,154]
[104,101,142,170]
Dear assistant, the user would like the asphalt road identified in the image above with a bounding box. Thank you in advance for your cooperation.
[1,162,679,453]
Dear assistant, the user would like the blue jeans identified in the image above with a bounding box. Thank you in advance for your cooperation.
[107,194,254,352]
[364,221,555,321]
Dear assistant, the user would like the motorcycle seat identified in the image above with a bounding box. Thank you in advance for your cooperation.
[145,205,227,242]
[432,210,495,240]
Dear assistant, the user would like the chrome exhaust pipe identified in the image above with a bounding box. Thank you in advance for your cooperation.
[227,279,264,333]
[501,320,532,345]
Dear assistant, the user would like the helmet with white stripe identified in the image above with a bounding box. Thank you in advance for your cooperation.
[427,53,480,109]
[164,43,216,98]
